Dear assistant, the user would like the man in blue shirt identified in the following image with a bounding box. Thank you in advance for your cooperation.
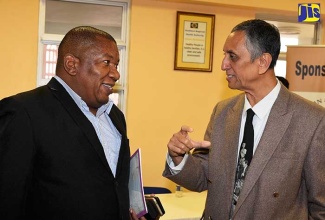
[0,26,143,220]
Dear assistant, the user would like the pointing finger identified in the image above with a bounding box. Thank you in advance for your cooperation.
[191,140,211,149]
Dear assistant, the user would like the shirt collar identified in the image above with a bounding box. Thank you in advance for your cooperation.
[244,80,281,119]
[54,76,113,116]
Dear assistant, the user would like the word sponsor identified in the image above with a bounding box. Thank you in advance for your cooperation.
[295,61,325,80]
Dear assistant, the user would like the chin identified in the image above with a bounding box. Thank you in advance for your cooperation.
[228,82,242,90]
[227,84,236,90]
[98,97,109,105]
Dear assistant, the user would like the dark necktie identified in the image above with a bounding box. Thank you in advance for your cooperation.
[230,108,255,218]
[240,108,255,166]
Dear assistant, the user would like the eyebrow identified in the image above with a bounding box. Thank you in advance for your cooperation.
[102,53,114,58]
[225,49,235,54]
[224,49,238,57]
[102,53,119,62]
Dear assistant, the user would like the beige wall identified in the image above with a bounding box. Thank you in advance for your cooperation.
[1,0,324,192]
[0,1,39,97]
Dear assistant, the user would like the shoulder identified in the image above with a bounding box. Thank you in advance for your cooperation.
[1,85,50,106]
[287,91,325,117]
[275,89,325,131]
[211,93,245,115]
[0,85,53,120]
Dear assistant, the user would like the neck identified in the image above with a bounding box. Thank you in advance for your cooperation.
[245,75,277,107]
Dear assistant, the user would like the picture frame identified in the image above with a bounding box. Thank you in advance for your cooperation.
[174,11,215,72]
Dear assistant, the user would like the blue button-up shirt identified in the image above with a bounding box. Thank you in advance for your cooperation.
[54,76,121,176]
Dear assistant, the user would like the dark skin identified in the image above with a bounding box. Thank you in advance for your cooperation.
[56,36,120,115]
[56,35,146,220]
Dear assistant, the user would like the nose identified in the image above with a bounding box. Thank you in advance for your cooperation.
[108,64,120,82]
[221,55,230,71]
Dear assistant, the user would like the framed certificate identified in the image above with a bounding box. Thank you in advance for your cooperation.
[174,11,215,72]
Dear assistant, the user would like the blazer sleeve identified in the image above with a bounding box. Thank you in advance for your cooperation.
[0,97,35,218]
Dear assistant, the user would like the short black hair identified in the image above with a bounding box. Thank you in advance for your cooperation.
[56,26,116,68]
[231,19,281,69]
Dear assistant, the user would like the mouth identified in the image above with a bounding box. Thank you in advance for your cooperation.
[102,83,114,93]
[226,73,235,80]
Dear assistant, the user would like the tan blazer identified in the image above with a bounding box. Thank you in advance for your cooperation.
[163,85,325,220]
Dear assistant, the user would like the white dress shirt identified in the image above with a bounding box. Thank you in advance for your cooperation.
[168,80,281,173]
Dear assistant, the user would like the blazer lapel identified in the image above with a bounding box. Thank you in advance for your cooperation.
[220,95,245,214]
[47,78,112,173]
[233,86,293,216]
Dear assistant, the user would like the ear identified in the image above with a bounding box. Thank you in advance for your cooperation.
[63,54,79,76]
[258,53,272,75]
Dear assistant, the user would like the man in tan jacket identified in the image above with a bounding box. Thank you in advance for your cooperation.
[163,19,325,220]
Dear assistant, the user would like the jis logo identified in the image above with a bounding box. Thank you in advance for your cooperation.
[298,3,320,22]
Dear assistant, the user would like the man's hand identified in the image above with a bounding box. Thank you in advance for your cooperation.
[129,208,146,220]
[167,125,211,165]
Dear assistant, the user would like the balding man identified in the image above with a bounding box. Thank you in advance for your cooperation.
[0,26,142,220]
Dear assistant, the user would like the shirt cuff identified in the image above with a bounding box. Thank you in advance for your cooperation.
[166,152,189,175]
